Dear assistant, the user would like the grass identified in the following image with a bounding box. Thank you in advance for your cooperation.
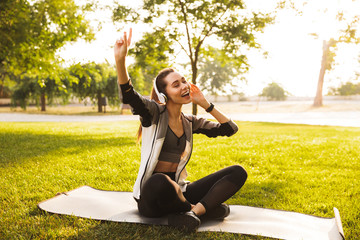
[0,121,359,239]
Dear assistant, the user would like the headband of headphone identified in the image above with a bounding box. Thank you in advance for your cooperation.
[153,78,167,103]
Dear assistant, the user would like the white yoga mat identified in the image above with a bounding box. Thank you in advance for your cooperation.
[38,186,345,240]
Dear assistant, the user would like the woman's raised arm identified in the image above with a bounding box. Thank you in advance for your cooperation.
[114,28,132,85]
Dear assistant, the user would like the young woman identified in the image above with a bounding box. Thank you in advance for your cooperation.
[114,29,247,232]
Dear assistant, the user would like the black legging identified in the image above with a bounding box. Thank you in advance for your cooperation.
[137,165,247,217]
[183,165,247,211]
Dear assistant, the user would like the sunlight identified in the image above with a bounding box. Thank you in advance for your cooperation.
[57,0,360,97]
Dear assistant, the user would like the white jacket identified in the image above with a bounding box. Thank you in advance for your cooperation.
[119,81,238,200]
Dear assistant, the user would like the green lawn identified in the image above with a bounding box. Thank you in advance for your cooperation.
[0,121,359,239]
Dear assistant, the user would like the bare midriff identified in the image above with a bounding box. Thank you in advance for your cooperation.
[154,160,178,172]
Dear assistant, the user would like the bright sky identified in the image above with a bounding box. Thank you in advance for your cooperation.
[58,0,360,97]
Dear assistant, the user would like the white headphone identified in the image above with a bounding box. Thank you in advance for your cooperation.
[153,79,167,104]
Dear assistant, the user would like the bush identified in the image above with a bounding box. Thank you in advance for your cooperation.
[328,82,360,96]
[260,82,287,101]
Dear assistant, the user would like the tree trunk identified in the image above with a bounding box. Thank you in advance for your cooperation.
[97,93,102,113]
[192,62,198,115]
[41,92,46,111]
[313,40,329,107]
[0,83,3,98]
[0,74,5,98]
[0,81,3,98]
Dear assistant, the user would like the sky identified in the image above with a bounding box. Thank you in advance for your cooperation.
[58,0,360,97]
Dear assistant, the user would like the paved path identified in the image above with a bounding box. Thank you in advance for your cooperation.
[227,111,360,127]
[1,111,359,127]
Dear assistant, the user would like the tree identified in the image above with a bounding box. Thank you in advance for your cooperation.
[113,0,275,114]
[70,63,120,113]
[198,46,247,96]
[281,0,360,106]
[260,82,287,101]
[0,0,94,110]
[313,39,337,106]
[328,81,360,96]
[11,68,72,110]
[1,0,30,96]
[127,29,174,95]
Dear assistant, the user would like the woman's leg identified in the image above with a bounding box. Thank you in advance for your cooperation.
[183,165,247,214]
[139,173,200,232]
[137,173,192,218]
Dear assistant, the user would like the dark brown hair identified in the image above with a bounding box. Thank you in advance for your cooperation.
[136,68,175,143]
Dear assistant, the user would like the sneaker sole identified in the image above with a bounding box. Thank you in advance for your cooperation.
[168,213,200,232]
[202,204,230,221]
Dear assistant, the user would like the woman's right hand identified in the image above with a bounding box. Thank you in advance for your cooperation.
[114,28,132,63]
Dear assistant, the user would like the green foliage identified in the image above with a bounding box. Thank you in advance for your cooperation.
[0,0,94,107]
[0,85,11,98]
[69,63,120,111]
[324,39,338,72]
[1,121,359,239]
[198,47,247,95]
[328,82,360,96]
[11,62,121,112]
[260,82,288,101]
[11,68,72,109]
[1,0,94,77]
[113,0,275,114]
[127,65,145,93]
[128,29,174,95]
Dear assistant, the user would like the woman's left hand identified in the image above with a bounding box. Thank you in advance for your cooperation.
[189,83,211,109]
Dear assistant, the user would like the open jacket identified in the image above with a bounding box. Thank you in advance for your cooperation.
[119,81,238,200]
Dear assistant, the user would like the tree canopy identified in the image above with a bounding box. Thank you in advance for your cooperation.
[69,62,120,112]
[113,0,275,114]
[127,29,174,95]
[198,46,247,96]
[11,68,71,110]
[1,0,95,109]
[328,81,360,96]
[260,82,287,101]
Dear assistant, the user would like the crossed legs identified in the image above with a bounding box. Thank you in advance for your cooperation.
[183,165,247,216]
[137,165,247,218]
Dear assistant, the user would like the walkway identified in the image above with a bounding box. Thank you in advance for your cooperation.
[0,111,359,127]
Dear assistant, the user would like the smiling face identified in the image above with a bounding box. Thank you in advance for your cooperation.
[163,72,191,105]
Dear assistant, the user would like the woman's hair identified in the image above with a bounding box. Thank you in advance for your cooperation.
[154,68,175,98]
[136,68,175,143]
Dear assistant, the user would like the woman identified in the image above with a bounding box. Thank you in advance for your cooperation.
[114,29,247,232]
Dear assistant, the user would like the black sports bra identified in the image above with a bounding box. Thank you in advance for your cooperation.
[158,126,186,163]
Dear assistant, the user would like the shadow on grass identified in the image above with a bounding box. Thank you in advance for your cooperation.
[69,220,275,240]
[0,131,135,165]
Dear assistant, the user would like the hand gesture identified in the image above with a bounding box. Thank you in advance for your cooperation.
[189,83,210,109]
[114,28,132,62]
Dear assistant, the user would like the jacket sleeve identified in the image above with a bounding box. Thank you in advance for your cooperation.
[119,80,159,127]
[191,115,238,138]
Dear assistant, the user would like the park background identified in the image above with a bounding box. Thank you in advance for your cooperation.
[1,0,360,239]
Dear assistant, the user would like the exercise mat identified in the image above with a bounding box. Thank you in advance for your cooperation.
[38,186,345,240]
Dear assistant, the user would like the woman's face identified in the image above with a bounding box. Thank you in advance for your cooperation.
[164,72,191,104]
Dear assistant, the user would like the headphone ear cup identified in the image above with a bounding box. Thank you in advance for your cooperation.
[153,79,167,104]
[160,93,168,103]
